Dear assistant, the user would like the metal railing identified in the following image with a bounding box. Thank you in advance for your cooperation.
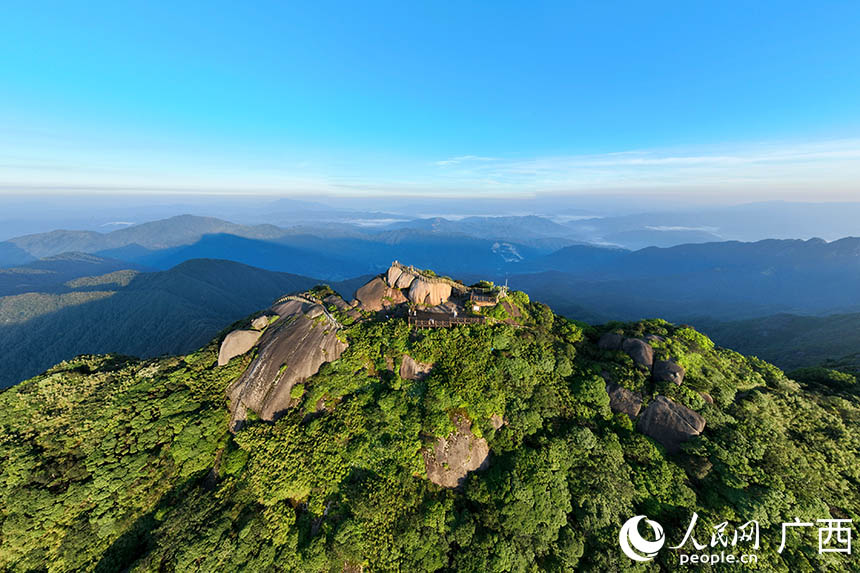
[408,315,484,328]
[272,294,343,329]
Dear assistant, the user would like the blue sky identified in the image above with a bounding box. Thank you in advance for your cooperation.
[1,1,859,199]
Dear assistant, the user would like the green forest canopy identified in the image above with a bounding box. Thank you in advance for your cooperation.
[0,292,858,572]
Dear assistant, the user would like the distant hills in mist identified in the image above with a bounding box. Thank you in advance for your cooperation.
[1,209,859,387]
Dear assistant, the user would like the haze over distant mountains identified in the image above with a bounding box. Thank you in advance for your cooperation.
[3,210,859,319]
[2,201,859,388]
[5,195,860,245]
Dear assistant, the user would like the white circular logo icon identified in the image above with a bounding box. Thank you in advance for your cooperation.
[619,515,665,562]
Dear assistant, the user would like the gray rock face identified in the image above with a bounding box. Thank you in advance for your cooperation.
[653,360,686,385]
[422,413,490,489]
[400,354,433,380]
[605,382,643,419]
[218,329,262,366]
[644,334,665,343]
[622,338,655,370]
[598,332,624,350]
[700,392,714,404]
[251,315,272,330]
[227,298,348,428]
[636,396,705,454]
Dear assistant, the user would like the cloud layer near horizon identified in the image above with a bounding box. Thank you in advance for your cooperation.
[2,137,859,199]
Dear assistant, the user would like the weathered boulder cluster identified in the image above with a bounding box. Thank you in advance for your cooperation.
[599,332,705,453]
[356,263,458,310]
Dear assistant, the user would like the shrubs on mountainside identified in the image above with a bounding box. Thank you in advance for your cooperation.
[0,293,859,571]
[788,366,857,392]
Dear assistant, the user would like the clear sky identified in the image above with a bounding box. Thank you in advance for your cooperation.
[1,1,859,199]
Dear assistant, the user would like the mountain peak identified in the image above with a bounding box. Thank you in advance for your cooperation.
[3,257,859,571]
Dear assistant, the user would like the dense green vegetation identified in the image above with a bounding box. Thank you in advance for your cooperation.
[698,312,860,371]
[1,293,858,571]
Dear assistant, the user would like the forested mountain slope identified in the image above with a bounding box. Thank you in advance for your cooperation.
[0,264,857,571]
[0,259,367,389]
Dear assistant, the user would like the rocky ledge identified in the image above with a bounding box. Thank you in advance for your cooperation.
[222,295,349,429]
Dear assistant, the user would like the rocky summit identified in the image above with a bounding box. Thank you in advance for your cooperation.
[1,261,858,572]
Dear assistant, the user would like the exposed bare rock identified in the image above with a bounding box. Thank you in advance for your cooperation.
[251,315,272,330]
[355,277,388,311]
[598,332,624,350]
[387,288,408,306]
[387,265,404,286]
[408,277,452,306]
[700,392,714,404]
[354,277,405,311]
[227,298,347,428]
[653,360,685,385]
[636,396,705,454]
[622,338,654,370]
[218,329,262,366]
[325,294,364,322]
[400,354,433,380]
[423,413,489,489]
[490,413,506,430]
[605,382,643,419]
[324,294,351,312]
[644,334,665,343]
[394,271,417,289]
[386,262,418,288]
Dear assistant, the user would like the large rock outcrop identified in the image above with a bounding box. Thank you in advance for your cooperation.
[653,360,685,385]
[422,413,489,489]
[218,330,263,366]
[394,271,417,289]
[598,332,624,350]
[227,298,347,428]
[355,277,407,311]
[400,354,433,380]
[622,338,655,370]
[408,277,452,306]
[605,382,643,419]
[636,396,705,454]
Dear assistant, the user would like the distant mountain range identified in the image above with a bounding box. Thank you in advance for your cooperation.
[510,237,860,321]
[2,215,285,262]
[0,258,369,388]
[2,213,859,387]
[3,215,859,320]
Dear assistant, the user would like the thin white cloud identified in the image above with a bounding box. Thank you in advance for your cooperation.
[431,139,860,194]
[434,155,499,166]
[2,134,860,200]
